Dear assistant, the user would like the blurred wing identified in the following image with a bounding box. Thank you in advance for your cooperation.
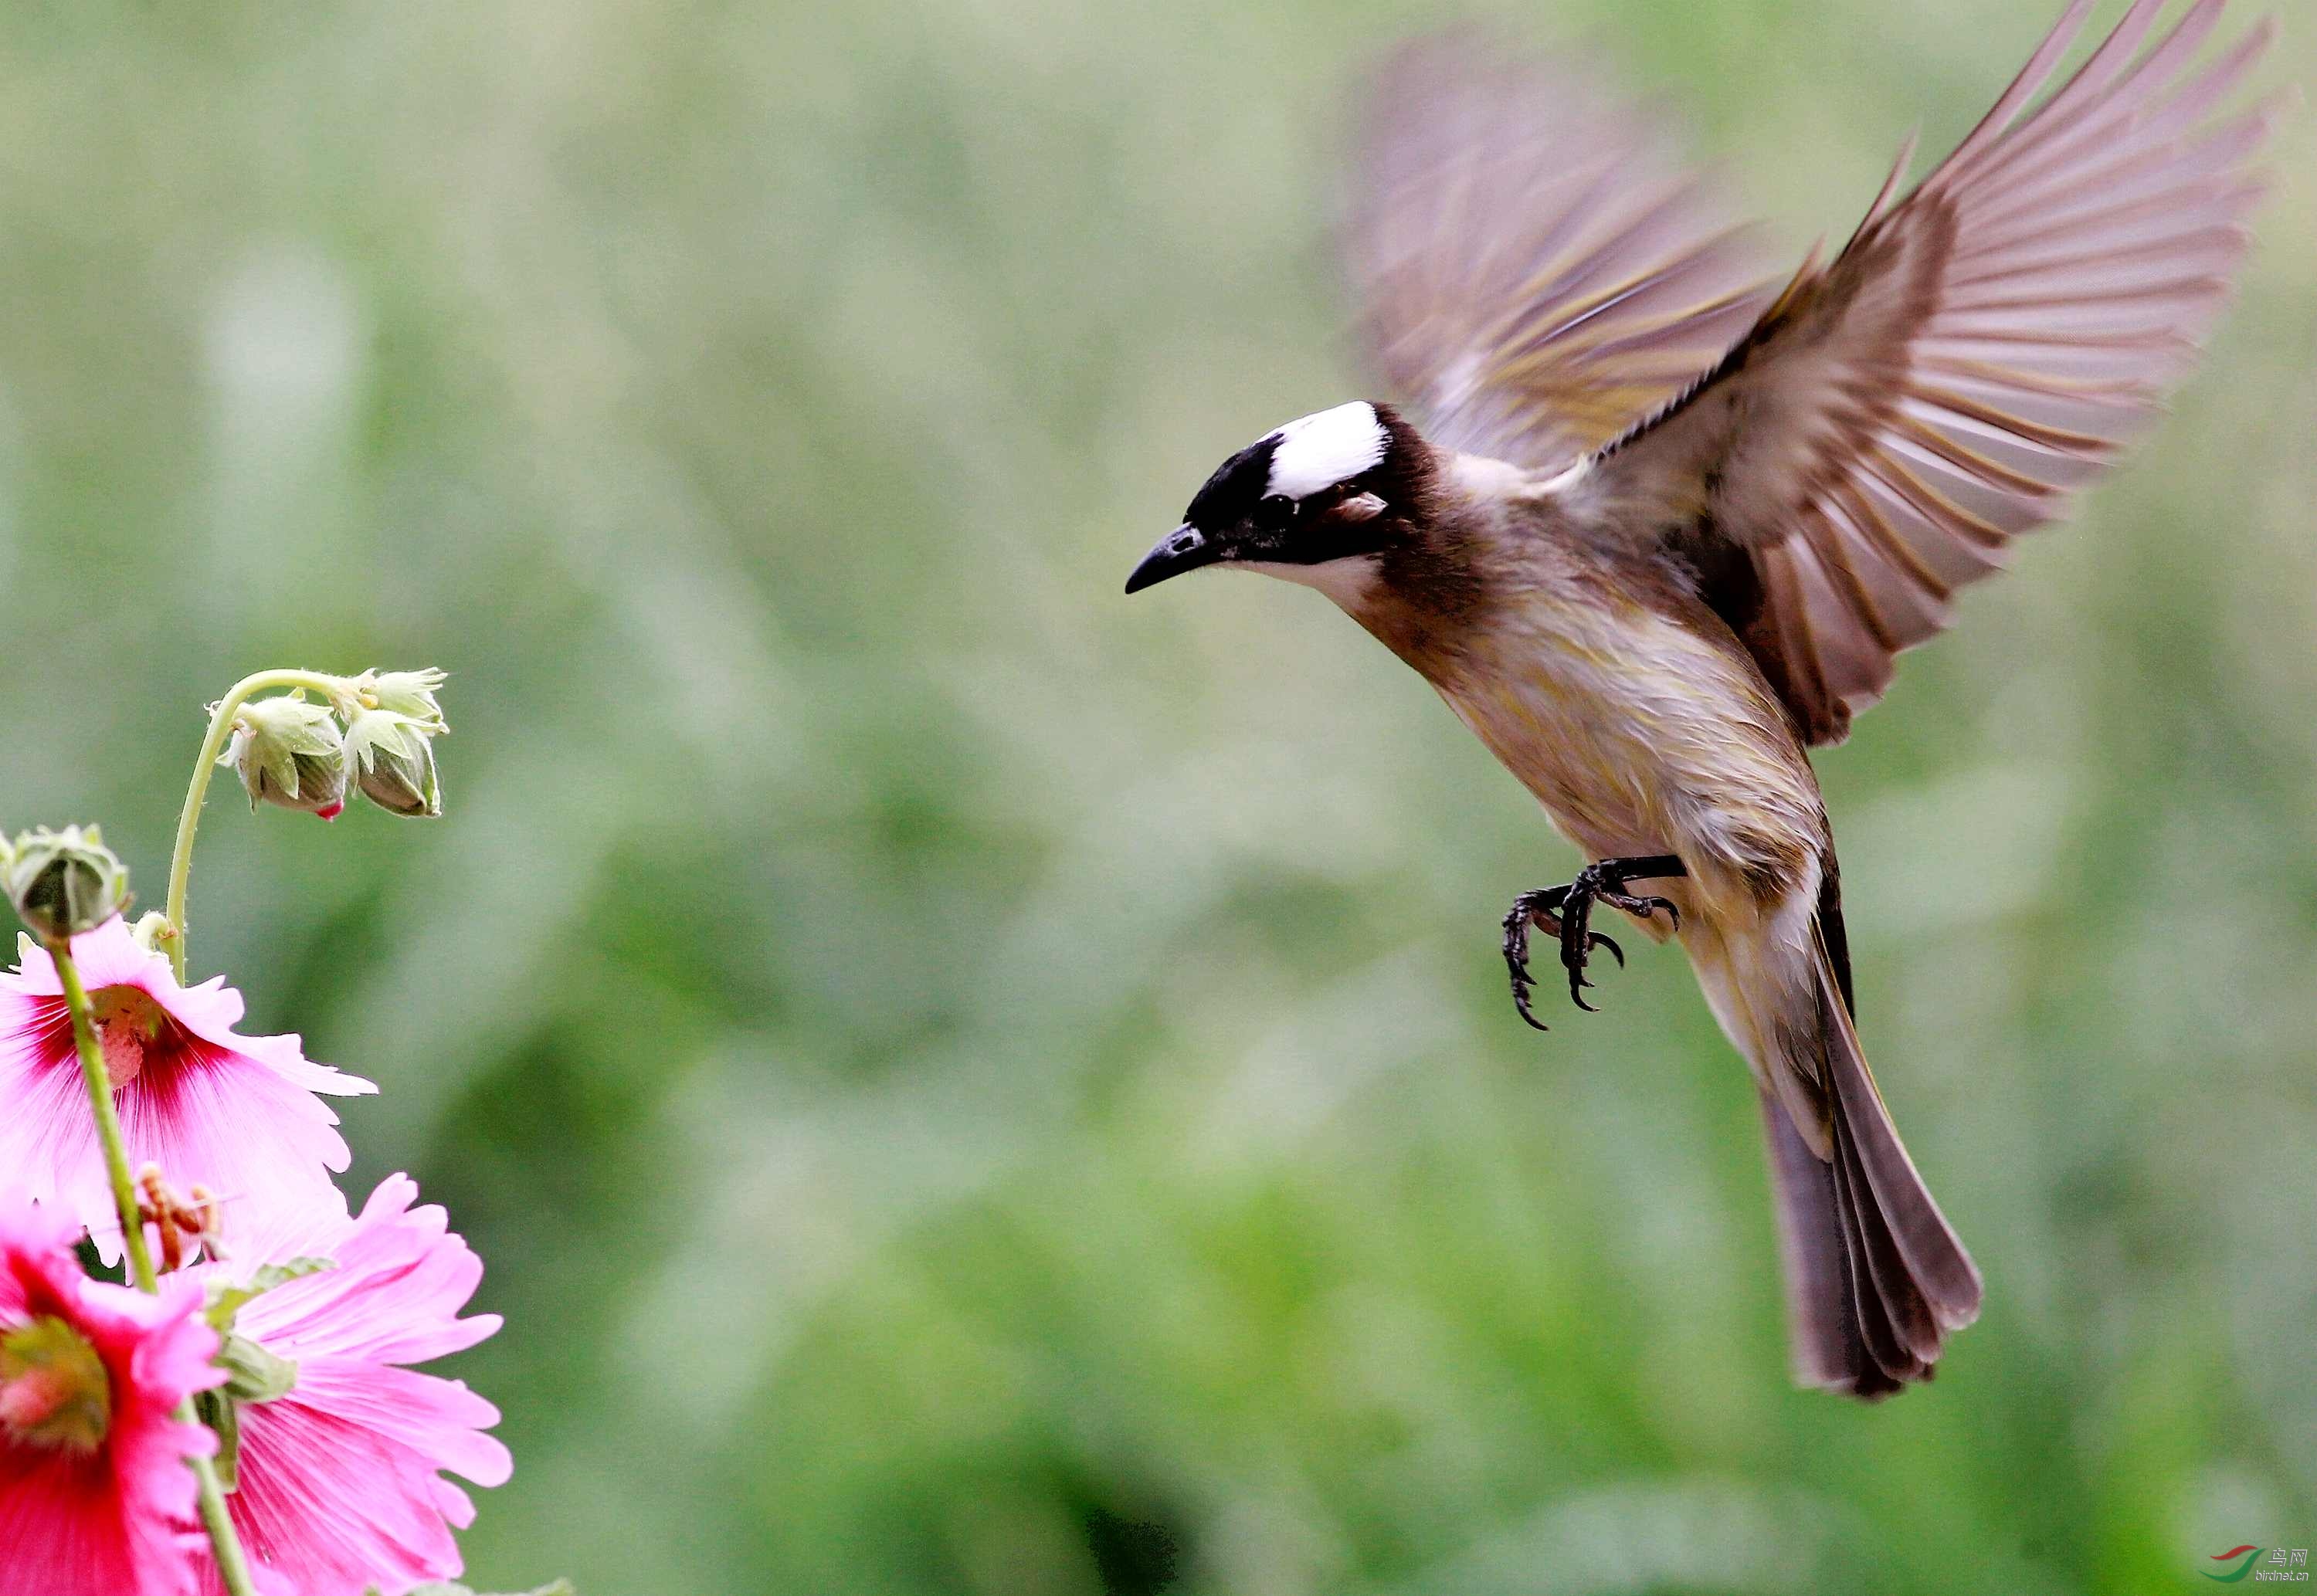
[1348,33,1780,469]
[1584,0,2275,744]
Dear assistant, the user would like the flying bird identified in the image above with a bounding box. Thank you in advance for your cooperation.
[1123,0,2275,1398]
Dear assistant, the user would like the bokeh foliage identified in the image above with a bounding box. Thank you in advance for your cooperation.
[1,1,2312,1591]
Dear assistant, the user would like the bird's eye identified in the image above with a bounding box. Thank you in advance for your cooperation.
[1254,494,1295,531]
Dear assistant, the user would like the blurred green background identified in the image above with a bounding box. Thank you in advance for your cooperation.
[2,0,2313,1591]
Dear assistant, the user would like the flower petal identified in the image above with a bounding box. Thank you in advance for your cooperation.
[187,1177,508,1596]
[0,1199,221,1596]
[0,926,373,1262]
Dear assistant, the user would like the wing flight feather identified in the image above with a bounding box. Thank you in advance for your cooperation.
[1576,0,2275,742]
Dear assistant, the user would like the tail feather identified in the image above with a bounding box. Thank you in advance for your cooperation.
[1825,1121,1920,1385]
[1831,1107,1939,1371]
[1817,961,1983,1331]
[1757,940,1980,1399]
[1759,1086,1898,1397]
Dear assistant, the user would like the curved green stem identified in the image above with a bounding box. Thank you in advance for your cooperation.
[187,1450,262,1596]
[51,935,262,1596]
[53,937,156,1293]
[163,669,351,981]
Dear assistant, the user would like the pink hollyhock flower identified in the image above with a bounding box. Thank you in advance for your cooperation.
[191,1174,511,1596]
[0,918,375,1262]
[0,1194,223,1596]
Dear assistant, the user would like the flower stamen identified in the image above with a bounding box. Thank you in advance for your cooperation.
[90,986,165,1090]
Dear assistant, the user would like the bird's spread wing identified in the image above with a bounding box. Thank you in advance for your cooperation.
[1347,32,1781,471]
[1577,0,2275,744]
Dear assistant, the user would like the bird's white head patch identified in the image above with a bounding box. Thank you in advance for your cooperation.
[1264,402,1388,500]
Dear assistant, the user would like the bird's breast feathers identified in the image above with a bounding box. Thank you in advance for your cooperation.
[1413,571,1827,915]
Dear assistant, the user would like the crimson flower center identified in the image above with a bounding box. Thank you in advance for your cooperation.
[89,986,165,1090]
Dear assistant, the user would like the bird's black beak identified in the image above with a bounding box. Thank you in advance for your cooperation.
[1125,524,1220,595]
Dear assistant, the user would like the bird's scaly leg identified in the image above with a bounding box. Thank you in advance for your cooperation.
[1501,855,1686,1027]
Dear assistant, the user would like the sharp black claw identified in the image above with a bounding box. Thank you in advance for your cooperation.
[1497,856,1688,1030]
[1504,910,1550,1030]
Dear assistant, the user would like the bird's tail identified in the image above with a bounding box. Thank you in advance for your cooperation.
[1758,941,1982,1398]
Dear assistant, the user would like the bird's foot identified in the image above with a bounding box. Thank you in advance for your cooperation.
[1499,855,1686,1028]
[1501,885,1607,1031]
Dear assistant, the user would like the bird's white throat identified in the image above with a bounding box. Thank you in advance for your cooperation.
[1242,554,1381,610]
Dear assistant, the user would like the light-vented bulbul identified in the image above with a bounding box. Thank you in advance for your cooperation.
[1125,0,2275,1397]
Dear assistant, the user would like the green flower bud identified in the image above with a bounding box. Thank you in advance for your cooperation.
[357,667,448,730]
[5,823,131,940]
[222,693,348,819]
[344,709,443,818]
[1,1315,112,1452]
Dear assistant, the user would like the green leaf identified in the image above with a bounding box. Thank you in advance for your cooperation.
[388,1581,575,1596]
[215,1330,298,1405]
[191,1320,304,1495]
[204,1256,334,1332]
[195,1387,241,1493]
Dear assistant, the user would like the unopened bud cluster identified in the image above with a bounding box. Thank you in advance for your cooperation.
[0,825,131,940]
[221,669,448,822]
